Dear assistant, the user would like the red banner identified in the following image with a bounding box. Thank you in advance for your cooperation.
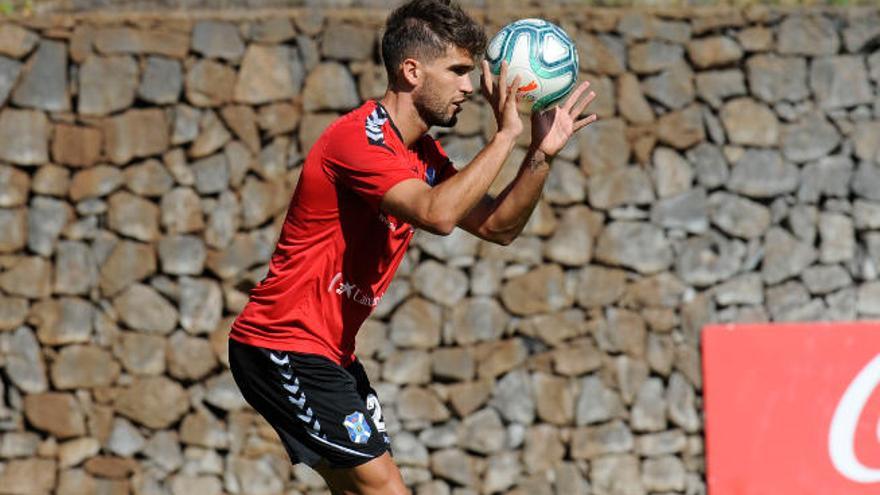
[703,322,880,495]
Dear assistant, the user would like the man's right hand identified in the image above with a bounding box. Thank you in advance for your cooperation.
[481,59,523,139]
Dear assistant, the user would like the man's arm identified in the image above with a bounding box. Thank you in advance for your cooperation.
[459,82,599,245]
[456,147,549,245]
[383,71,597,240]
[380,130,518,236]
[380,61,523,236]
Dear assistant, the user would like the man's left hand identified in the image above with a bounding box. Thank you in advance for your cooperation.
[531,80,598,158]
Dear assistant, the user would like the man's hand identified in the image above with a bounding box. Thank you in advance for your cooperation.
[531,80,598,158]
[481,60,523,139]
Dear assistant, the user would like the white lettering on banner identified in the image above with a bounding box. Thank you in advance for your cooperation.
[328,272,382,307]
[829,353,880,483]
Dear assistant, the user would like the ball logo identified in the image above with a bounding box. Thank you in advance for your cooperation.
[518,80,538,93]
[829,354,880,483]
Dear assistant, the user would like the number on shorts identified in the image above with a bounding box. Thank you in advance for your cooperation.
[366,393,386,432]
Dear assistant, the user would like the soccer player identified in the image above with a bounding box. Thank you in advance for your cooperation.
[227,0,597,493]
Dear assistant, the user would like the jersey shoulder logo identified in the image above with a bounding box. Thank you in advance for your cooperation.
[343,411,372,444]
[425,166,437,186]
[365,105,393,152]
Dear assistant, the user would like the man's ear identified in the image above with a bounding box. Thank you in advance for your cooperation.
[400,58,421,88]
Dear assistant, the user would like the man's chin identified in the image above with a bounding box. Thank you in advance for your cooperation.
[431,112,457,128]
[438,115,458,128]
[416,104,457,129]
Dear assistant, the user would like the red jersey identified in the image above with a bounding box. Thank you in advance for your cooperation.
[230,100,457,365]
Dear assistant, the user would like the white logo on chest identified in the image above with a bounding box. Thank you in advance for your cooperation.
[378,212,397,231]
[328,272,383,307]
[378,212,415,234]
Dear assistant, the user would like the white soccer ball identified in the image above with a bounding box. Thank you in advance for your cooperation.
[485,18,579,112]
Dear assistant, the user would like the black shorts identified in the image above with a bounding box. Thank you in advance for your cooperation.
[228,339,390,468]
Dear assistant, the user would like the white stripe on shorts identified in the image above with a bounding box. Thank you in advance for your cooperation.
[307,431,373,458]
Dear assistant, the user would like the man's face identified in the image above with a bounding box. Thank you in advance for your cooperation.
[413,45,475,128]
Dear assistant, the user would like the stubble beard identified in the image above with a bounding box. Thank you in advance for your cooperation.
[414,78,458,128]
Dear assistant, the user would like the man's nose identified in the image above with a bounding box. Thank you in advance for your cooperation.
[461,74,474,94]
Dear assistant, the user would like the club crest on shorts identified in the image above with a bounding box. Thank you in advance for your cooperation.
[343,411,372,444]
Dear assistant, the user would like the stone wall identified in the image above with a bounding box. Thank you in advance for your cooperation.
[0,4,879,495]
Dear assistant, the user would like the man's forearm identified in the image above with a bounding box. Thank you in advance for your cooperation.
[481,147,550,241]
[424,131,518,230]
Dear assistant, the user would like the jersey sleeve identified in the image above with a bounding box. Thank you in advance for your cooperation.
[323,128,416,210]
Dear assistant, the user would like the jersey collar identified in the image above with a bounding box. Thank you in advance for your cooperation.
[374,101,405,144]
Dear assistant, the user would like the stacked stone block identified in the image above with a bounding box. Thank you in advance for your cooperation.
[0,5,879,495]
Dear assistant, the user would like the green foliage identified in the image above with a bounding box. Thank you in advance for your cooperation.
[0,0,33,16]
[570,0,868,4]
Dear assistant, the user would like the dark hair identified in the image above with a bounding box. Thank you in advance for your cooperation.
[381,0,486,85]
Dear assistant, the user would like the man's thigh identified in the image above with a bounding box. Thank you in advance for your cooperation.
[315,452,409,495]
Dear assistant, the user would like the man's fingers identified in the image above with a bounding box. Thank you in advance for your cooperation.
[498,60,509,103]
[571,90,597,118]
[509,74,521,92]
[573,113,599,132]
[506,75,521,108]
[481,59,493,97]
[562,80,591,113]
[497,60,510,110]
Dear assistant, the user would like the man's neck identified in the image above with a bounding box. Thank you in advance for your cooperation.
[378,90,428,148]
